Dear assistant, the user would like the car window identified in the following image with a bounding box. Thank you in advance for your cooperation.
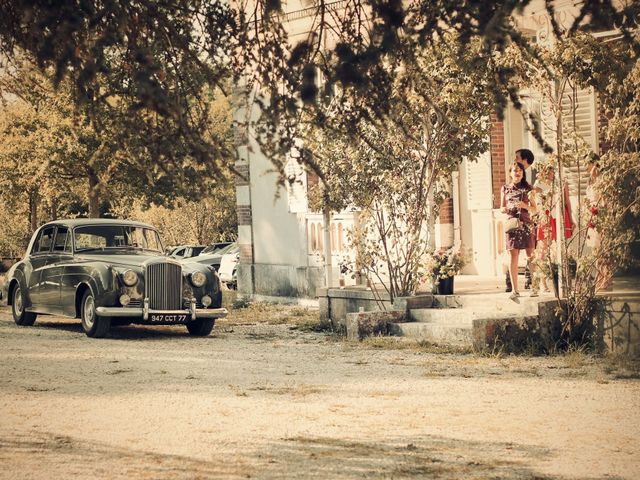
[74,225,163,253]
[75,231,108,250]
[173,247,186,257]
[53,227,72,253]
[31,227,55,254]
[142,228,163,252]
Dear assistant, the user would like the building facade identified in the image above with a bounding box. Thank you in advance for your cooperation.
[235,1,613,300]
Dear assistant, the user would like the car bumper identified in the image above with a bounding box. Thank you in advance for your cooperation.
[95,298,227,320]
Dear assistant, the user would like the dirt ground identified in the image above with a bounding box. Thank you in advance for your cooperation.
[0,300,639,480]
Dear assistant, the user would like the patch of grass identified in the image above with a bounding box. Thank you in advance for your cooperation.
[269,384,323,397]
[354,336,472,355]
[223,301,325,330]
[24,386,54,392]
[106,368,133,375]
[601,352,640,379]
[563,345,589,369]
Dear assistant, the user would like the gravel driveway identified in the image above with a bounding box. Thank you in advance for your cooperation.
[0,303,638,479]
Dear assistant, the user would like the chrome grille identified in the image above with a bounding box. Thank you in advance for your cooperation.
[146,262,182,310]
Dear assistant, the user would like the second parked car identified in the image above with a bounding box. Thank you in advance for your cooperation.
[182,242,237,272]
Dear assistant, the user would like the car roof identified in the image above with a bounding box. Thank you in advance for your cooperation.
[39,218,157,230]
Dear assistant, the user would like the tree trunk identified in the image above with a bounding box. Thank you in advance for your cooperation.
[29,190,38,232]
[50,198,58,220]
[88,169,100,218]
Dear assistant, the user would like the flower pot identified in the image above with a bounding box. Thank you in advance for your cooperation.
[437,276,454,295]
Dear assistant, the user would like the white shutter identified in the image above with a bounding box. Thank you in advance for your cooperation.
[465,150,492,210]
[561,86,598,197]
[522,85,597,197]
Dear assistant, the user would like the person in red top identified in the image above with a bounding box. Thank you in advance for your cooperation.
[532,163,574,292]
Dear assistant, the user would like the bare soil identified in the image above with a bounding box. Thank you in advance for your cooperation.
[0,301,639,480]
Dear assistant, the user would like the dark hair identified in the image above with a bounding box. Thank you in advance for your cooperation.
[516,148,534,166]
[587,153,600,169]
[509,161,530,189]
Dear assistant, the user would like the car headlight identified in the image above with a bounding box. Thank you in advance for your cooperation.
[119,294,131,306]
[122,269,138,287]
[190,271,206,287]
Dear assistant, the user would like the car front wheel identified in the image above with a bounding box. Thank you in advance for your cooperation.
[186,319,214,336]
[12,284,37,326]
[80,290,111,338]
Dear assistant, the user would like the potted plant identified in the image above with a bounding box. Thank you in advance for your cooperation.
[425,247,468,295]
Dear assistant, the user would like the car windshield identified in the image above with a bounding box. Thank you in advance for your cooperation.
[74,225,163,253]
[211,243,236,256]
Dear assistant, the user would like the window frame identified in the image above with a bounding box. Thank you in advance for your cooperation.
[30,226,56,256]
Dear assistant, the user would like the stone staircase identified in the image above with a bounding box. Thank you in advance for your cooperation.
[388,293,551,349]
[337,275,640,355]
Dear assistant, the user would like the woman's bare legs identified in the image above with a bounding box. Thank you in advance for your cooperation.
[509,249,520,294]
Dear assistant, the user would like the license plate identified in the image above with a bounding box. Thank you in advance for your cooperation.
[149,313,188,323]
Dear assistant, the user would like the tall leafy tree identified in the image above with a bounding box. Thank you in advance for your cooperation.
[0,59,234,221]
[305,35,493,300]
[0,1,635,184]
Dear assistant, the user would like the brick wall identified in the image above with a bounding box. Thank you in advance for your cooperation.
[438,197,454,224]
[239,243,253,264]
[490,113,505,209]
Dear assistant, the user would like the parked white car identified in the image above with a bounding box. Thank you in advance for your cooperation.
[181,242,236,272]
[217,244,240,289]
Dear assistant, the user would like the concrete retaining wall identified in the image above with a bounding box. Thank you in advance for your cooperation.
[602,298,640,357]
[238,264,323,299]
[318,287,392,329]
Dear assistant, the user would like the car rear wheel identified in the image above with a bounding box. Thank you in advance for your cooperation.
[12,284,37,326]
[81,290,111,338]
[186,319,214,336]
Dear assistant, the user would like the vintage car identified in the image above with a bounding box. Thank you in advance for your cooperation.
[2,219,227,338]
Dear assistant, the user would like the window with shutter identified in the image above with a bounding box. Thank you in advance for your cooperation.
[560,87,598,197]
[465,150,492,210]
[519,86,597,197]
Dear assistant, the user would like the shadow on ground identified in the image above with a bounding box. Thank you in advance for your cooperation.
[0,430,612,480]
[24,319,204,340]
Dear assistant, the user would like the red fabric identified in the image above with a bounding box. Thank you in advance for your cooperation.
[536,205,572,241]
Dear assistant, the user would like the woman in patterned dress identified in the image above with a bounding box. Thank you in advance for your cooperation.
[501,161,537,299]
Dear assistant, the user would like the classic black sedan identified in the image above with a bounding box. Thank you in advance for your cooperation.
[2,219,227,338]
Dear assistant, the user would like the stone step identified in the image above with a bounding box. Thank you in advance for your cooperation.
[409,309,476,324]
[388,321,474,346]
[431,293,547,313]
[409,302,539,323]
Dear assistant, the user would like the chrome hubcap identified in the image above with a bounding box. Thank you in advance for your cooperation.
[84,296,95,329]
[14,287,23,315]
